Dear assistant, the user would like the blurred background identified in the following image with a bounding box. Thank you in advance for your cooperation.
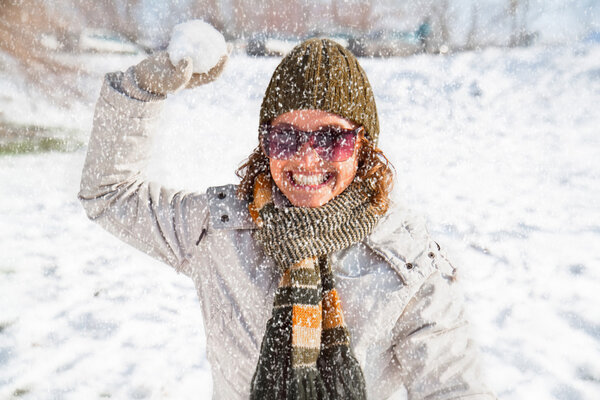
[1,0,599,148]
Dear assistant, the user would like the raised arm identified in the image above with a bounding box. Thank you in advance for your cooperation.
[78,51,227,276]
[392,265,497,400]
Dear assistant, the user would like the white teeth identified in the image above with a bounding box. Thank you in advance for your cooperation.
[291,173,328,186]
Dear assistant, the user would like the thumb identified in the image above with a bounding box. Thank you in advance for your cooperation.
[176,56,194,83]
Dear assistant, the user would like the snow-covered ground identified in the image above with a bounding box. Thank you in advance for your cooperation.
[1,43,599,399]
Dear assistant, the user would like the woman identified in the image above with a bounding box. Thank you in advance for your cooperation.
[79,38,495,399]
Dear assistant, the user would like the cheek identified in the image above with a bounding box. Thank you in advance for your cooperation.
[269,159,285,184]
[269,159,280,176]
[334,158,359,189]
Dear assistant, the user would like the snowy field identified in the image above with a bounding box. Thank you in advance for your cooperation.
[1,43,600,399]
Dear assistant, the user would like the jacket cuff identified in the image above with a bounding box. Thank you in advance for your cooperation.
[121,66,167,102]
[102,71,165,119]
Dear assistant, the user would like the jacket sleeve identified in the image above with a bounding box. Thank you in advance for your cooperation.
[392,269,497,400]
[78,71,209,277]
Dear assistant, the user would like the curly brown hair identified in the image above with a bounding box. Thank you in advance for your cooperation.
[235,136,394,216]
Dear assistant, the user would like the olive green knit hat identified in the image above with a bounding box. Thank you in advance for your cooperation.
[259,38,380,146]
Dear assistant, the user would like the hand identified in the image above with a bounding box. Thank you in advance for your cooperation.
[133,49,229,96]
[133,51,192,96]
[186,53,229,88]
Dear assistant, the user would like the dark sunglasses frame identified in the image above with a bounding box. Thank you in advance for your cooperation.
[259,123,363,162]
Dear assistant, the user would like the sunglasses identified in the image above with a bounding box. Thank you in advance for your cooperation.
[259,123,362,162]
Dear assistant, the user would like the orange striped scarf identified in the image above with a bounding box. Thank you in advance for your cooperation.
[249,174,380,399]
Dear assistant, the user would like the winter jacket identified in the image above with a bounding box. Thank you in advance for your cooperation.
[78,72,496,400]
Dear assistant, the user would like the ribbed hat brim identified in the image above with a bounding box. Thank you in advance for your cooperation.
[259,38,379,146]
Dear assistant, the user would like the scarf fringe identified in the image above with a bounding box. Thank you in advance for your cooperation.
[251,343,366,400]
[289,367,329,399]
[251,321,330,399]
[250,314,292,400]
[318,345,367,400]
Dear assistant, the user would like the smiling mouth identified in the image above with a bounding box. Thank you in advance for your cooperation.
[287,171,334,189]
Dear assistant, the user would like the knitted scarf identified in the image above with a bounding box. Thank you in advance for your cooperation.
[248,174,381,399]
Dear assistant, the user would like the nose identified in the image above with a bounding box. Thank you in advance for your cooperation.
[294,142,322,167]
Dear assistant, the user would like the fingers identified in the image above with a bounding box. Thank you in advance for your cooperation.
[216,54,229,69]
[186,53,229,89]
[147,51,176,75]
[155,51,173,66]
[133,44,229,95]
[186,73,207,89]
[176,56,194,85]
[137,46,229,91]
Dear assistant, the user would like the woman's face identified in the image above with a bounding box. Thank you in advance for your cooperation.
[268,109,361,208]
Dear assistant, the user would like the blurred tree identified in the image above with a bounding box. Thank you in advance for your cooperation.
[432,0,451,46]
[466,3,480,50]
[191,0,227,37]
[332,0,372,33]
[0,0,85,101]
[508,0,532,46]
[70,0,144,48]
[232,0,308,37]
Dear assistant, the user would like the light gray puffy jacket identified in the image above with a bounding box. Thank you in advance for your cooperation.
[78,72,496,400]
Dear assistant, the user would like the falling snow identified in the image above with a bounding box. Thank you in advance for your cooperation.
[1,2,599,399]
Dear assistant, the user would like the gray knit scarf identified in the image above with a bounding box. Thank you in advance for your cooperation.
[249,181,381,399]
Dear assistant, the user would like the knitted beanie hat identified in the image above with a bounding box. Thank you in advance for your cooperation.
[259,38,380,146]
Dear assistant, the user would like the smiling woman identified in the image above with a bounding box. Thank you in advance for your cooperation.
[79,32,496,400]
[264,110,363,208]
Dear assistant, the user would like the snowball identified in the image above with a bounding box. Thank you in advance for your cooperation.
[167,20,227,74]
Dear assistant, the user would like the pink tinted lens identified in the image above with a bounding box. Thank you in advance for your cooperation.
[324,132,357,161]
[268,128,299,159]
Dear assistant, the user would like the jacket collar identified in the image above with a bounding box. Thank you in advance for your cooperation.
[363,206,438,286]
[207,184,256,230]
[207,185,439,286]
